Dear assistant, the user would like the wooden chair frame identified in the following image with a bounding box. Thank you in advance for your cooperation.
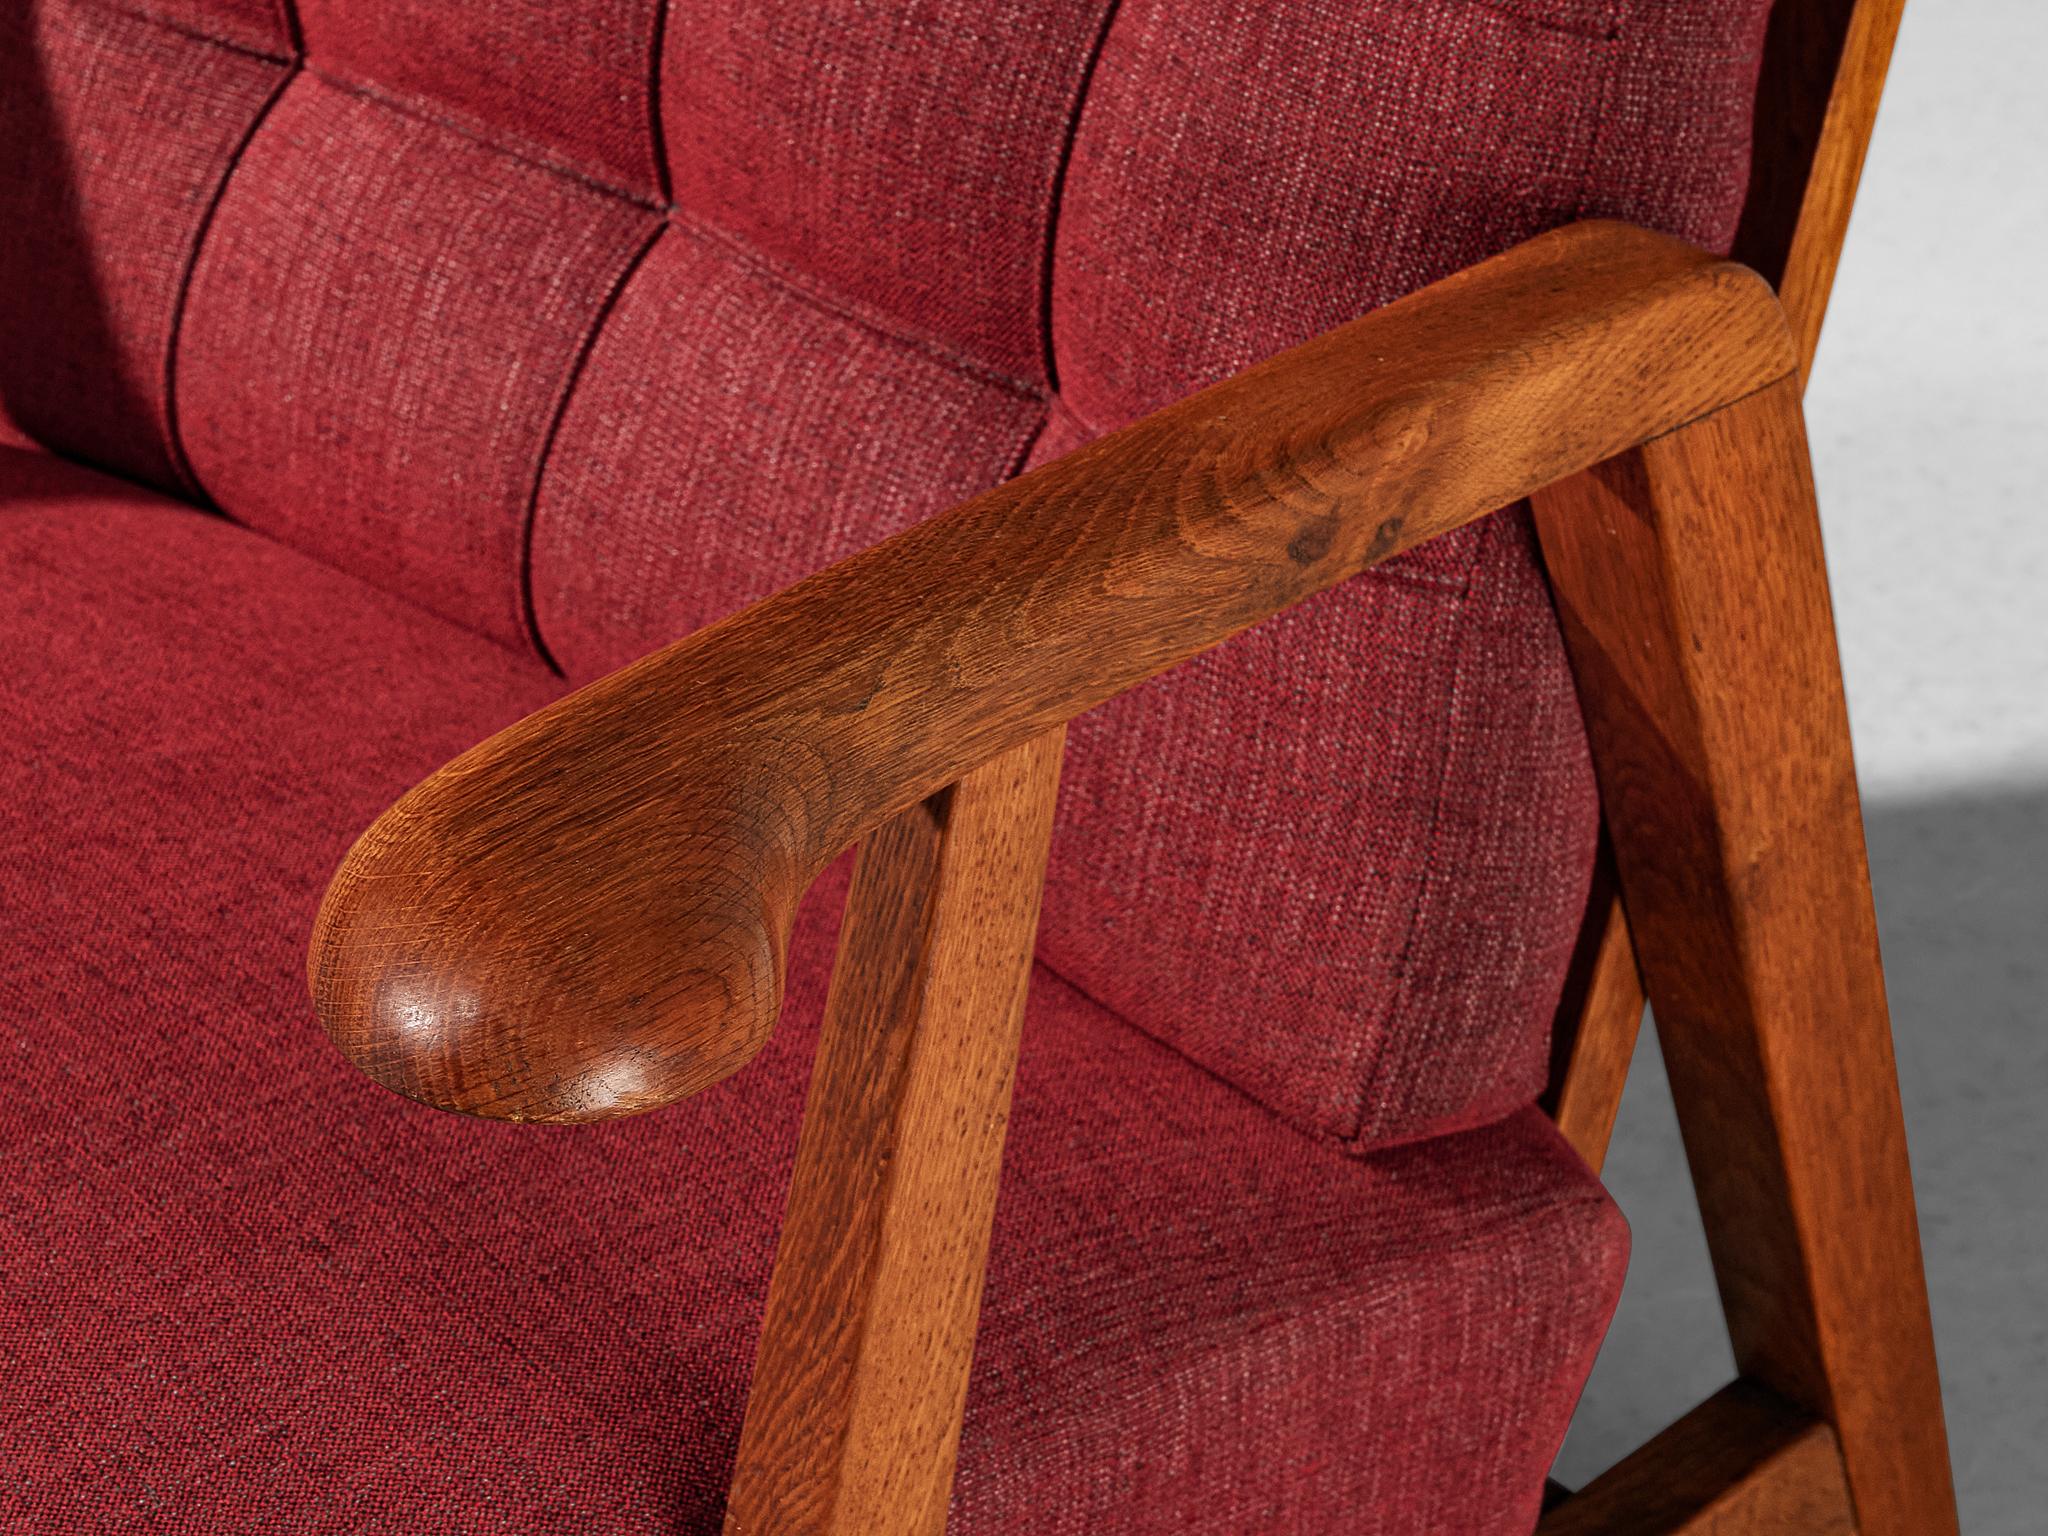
[310,2,1956,1530]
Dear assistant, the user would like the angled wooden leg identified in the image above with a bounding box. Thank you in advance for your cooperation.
[725,729,1065,1536]
[1530,376,1957,1536]
[1542,842,1646,1175]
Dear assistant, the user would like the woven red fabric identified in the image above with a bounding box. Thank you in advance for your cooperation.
[0,0,1787,1518]
[129,0,292,56]
[663,0,1112,385]
[294,0,668,199]
[1048,1,1768,436]
[175,73,661,648]
[527,0,1120,675]
[0,0,288,492]
[1,450,1627,1533]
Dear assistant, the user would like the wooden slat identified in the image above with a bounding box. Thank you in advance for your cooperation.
[1733,0,1911,382]
[1540,840,1645,1174]
[1531,379,1956,1536]
[1539,1380,1854,1535]
[724,730,1065,1536]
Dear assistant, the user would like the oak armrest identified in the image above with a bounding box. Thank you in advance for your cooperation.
[309,219,1796,1124]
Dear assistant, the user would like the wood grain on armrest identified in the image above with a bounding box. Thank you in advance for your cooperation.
[308,219,1797,1123]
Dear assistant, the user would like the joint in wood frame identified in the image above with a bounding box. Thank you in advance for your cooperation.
[726,730,1065,1536]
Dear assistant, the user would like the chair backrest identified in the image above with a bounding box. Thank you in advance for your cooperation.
[0,0,1777,1149]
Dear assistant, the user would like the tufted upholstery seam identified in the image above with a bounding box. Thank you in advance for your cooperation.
[297,62,665,212]
[91,1,294,63]
[517,221,670,674]
[1002,408,1055,482]
[162,58,299,504]
[1032,0,1124,397]
[644,0,672,206]
[663,201,1049,404]
[1572,2,1641,222]
[1343,520,1492,1145]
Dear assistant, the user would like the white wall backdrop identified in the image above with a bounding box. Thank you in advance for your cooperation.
[1809,0,2048,799]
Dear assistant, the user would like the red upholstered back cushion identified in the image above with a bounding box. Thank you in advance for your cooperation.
[1029,1,1774,1145]
[0,0,1774,1146]
[0,0,291,493]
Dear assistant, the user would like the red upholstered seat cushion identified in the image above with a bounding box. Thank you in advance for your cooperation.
[0,448,1627,1531]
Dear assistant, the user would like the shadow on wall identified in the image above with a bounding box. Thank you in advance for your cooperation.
[1554,782,2048,1536]
[0,13,157,460]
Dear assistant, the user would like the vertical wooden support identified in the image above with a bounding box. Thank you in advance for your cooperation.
[1547,0,1913,1151]
[724,729,1065,1536]
[1530,378,1956,1536]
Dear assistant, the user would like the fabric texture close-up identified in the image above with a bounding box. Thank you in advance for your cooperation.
[0,0,1795,1529]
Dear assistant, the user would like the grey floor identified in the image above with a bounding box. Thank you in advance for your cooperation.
[1553,791,2048,1527]
[1552,3,2048,1529]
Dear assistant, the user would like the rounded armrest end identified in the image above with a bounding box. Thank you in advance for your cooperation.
[307,709,799,1124]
